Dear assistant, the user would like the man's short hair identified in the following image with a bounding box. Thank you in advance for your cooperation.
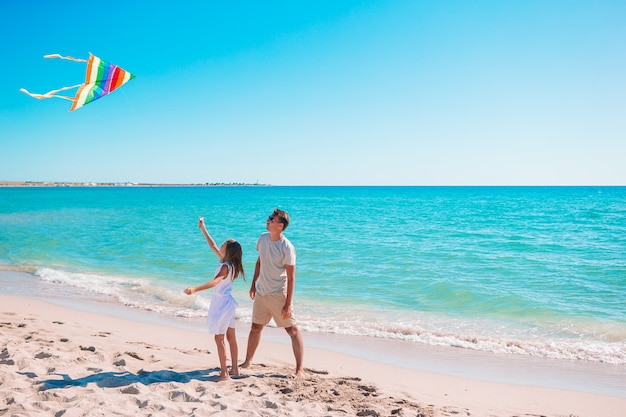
[272,208,290,230]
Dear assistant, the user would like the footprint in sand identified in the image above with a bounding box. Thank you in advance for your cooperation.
[0,347,15,365]
[305,368,329,375]
[168,390,199,402]
[125,351,144,360]
[121,385,141,395]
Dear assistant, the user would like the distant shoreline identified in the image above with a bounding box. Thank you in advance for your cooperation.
[2,182,623,188]
[0,181,269,187]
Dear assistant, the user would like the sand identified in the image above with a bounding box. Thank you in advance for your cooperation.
[1,294,624,417]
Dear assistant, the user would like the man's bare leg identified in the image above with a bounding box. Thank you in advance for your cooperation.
[241,323,264,368]
[285,325,304,377]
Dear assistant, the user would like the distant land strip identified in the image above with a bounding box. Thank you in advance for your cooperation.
[0,181,269,187]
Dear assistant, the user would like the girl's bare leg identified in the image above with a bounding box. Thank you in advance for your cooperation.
[226,327,239,376]
[214,334,230,381]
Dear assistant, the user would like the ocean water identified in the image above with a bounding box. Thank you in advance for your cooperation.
[1,186,625,365]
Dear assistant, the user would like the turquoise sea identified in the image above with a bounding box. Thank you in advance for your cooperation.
[1,186,625,367]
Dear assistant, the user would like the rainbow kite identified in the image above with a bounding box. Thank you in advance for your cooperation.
[20,53,135,112]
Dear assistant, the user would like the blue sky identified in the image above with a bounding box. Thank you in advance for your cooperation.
[1,1,624,185]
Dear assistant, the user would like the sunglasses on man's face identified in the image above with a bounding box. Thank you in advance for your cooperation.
[267,215,283,224]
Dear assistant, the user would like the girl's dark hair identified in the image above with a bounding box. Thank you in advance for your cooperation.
[222,239,245,281]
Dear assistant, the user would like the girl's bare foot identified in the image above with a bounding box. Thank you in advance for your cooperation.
[230,367,240,377]
[217,373,230,382]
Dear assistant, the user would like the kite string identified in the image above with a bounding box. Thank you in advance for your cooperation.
[192,205,202,220]
[119,88,153,142]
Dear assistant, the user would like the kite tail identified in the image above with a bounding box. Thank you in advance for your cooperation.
[43,54,88,63]
[20,54,86,106]
[19,85,82,102]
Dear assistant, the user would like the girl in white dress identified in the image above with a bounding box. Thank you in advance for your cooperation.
[185,218,245,381]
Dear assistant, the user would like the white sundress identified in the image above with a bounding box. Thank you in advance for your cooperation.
[206,262,238,335]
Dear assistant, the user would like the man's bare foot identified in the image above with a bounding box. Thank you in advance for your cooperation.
[240,360,251,369]
[295,369,305,379]
[217,373,230,382]
[230,367,240,377]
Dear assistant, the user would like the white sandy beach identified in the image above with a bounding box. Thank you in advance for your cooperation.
[1,294,625,417]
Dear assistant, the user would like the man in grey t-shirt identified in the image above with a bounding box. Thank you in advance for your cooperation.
[241,208,304,377]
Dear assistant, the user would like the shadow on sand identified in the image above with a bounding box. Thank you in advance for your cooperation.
[33,368,224,391]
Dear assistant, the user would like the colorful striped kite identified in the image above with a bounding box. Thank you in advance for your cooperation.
[20,53,135,112]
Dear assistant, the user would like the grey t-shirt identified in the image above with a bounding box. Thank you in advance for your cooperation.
[255,232,296,296]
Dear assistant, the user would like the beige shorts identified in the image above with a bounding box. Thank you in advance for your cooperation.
[252,293,297,328]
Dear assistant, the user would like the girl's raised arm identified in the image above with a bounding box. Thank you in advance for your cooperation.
[199,217,224,259]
